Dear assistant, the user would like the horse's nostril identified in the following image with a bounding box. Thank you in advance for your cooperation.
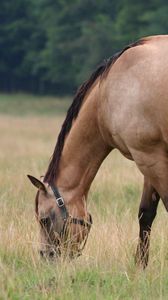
[39,249,56,258]
[49,250,55,258]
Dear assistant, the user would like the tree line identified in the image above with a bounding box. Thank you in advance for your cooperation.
[0,0,168,95]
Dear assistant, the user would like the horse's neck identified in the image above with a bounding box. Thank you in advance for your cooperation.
[55,85,110,215]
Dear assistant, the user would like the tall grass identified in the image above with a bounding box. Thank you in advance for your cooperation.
[0,94,168,299]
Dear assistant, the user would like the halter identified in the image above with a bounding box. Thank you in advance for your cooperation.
[50,185,92,252]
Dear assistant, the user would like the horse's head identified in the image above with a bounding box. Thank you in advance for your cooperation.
[27,175,92,259]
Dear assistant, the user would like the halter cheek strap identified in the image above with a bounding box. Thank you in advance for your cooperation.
[50,185,92,235]
[50,185,69,221]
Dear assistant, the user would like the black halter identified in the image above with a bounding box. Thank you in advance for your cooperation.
[50,185,92,237]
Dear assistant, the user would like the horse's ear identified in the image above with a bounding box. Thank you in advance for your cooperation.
[27,175,47,192]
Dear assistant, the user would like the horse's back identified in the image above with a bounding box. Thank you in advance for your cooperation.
[101,35,168,155]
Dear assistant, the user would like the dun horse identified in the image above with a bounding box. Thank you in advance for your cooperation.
[28,35,168,267]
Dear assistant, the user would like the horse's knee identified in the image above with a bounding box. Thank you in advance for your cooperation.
[138,207,157,228]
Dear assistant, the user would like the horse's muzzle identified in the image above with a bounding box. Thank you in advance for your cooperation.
[39,249,59,259]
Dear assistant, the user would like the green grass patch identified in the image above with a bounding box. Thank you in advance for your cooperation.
[1,252,168,300]
[0,93,70,116]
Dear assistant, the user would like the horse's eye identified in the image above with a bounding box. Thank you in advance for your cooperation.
[40,217,51,228]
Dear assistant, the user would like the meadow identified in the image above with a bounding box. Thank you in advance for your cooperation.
[1,94,168,299]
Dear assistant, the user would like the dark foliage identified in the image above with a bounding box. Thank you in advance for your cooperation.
[0,0,168,94]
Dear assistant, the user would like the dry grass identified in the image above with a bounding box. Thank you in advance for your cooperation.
[1,95,168,299]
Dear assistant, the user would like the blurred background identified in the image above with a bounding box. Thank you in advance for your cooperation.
[1,0,168,96]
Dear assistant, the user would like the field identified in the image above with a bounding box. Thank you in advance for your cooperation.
[1,94,168,300]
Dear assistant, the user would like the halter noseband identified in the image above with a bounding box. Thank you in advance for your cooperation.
[50,185,92,238]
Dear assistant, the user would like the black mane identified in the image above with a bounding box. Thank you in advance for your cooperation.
[44,39,144,184]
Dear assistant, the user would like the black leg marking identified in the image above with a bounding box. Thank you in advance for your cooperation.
[135,179,160,268]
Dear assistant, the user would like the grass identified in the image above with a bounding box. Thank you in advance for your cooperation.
[0,93,168,299]
[0,93,70,116]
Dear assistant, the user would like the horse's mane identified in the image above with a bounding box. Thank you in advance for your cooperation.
[44,39,144,184]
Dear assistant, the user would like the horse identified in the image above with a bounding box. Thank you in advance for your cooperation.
[28,35,168,267]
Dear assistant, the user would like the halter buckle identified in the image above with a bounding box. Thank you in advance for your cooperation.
[56,197,64,207]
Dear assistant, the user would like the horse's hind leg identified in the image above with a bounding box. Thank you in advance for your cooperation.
[135,177,160,268]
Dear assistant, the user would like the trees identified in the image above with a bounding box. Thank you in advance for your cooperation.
[0,0,168,95]
[0,0,48,93]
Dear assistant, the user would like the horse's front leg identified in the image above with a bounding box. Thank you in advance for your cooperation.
[135,177,160,268]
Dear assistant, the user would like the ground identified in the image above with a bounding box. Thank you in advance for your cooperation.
[0,94,168,299]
